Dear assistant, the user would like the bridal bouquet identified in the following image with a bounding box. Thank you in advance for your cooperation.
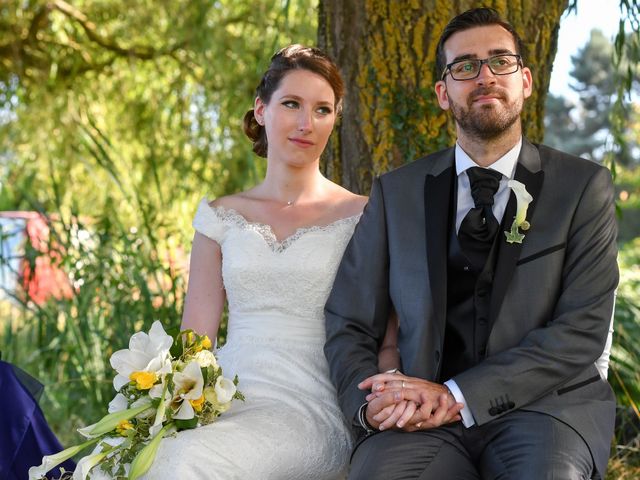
[29,321,243,480]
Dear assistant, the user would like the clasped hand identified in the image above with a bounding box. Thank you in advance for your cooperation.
[358,373,464,432]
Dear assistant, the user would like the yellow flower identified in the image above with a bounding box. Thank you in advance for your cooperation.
[130,371,158,390]
[201,335,212,350]
[189,394,205,412]
[115,420,134,436]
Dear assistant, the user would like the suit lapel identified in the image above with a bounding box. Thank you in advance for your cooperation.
[490,140,544,323]
[424,150,455,333]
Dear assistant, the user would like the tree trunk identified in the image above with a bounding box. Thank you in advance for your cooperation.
[318,0,568,194]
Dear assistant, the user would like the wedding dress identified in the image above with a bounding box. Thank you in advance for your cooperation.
[143,199,359,479]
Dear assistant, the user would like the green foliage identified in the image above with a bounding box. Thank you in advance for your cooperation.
[0,207,185,446]
[607,239,640,479]
[611,239,640,407]
[0,0,318,233]
[0,0,318,447]
[544,29,639,165]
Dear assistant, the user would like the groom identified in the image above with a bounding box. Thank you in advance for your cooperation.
[325,7,618,479]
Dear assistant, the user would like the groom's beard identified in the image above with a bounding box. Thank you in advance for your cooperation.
[449,87,523,140]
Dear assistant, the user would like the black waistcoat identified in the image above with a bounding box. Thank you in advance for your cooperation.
[438,195,500,382]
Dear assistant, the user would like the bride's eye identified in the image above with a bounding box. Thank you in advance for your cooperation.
[282,100,299,109]
[316,106,333,115]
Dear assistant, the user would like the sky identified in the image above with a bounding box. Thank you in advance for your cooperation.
[549,0,622,100]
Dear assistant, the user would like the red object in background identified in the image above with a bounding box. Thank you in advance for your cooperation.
[0,212,73,305]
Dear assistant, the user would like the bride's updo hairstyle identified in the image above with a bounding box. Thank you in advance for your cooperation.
[243,44,345,158]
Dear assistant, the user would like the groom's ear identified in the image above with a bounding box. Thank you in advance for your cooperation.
[434,81,450,110]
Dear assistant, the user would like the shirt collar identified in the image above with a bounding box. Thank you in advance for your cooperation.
[455,138,522,179]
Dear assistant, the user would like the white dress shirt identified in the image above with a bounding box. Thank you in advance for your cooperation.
[445,138,522,427]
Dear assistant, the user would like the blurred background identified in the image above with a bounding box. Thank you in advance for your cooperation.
[0,1,638,477]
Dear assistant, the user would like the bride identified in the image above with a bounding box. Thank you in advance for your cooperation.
[143,45,381,479]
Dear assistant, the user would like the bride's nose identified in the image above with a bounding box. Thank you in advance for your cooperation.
[297,109,312,133]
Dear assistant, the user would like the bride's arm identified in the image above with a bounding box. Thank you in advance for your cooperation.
[181,232,226,341]
[377,310,401,373]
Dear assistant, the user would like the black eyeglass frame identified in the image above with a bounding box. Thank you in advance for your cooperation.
[441,54,523,81]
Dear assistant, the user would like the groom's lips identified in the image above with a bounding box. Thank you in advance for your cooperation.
[473,95,500,104]
[470,88,505,105]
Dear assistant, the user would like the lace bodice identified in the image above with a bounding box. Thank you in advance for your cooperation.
[193,199,360,334]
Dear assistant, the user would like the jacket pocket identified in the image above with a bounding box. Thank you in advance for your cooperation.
[517,242,566,266]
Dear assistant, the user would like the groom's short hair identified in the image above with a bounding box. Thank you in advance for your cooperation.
[435,8,525,80]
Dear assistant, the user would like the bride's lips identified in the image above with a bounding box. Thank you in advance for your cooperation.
[289,137,315,148]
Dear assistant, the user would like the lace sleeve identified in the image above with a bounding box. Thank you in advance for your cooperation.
[192,198,228,244]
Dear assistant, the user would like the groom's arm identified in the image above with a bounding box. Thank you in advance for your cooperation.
[324,177,392,430]
[454,163,618,426]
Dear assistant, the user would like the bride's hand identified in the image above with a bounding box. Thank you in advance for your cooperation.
[360,373,463,430]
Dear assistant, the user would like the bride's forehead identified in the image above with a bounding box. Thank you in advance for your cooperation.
[272,70,335,101]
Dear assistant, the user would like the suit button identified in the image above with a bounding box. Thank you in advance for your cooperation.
[478,317,488,326]
[489,407,499,416]
[463,266,470,272]
[477,288,488,297]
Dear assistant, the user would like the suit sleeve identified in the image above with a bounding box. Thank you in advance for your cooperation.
[455,165,619,425]
[324,177,392,429]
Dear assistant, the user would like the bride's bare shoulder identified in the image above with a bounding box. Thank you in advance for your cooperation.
[328,183,368,217]
[208,191,257,212]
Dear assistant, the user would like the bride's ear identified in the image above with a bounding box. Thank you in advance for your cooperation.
[254,97,266,126]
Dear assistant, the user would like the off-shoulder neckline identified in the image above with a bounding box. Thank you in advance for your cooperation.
[201,200,361,253]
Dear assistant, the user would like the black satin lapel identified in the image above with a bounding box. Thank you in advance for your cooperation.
[424,166,454,330]
[490,163,544,323]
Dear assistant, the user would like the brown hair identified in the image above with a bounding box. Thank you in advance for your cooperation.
[242,44,345,158]
[435,8,525,80]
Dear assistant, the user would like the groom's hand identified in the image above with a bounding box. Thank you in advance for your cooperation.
[359,373,463,431]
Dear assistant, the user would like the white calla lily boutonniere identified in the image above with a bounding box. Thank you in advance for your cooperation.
[504,179,533,244]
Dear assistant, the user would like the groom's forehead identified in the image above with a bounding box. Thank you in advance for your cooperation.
[443,25,518,62]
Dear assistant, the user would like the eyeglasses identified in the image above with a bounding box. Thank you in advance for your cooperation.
[442,54,522,81]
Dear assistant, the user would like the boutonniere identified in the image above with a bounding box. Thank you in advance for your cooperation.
[504,179,533,244]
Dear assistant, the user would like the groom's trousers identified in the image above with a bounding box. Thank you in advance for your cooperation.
[348,410,596,480]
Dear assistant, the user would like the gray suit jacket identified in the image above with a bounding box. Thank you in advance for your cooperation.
[324,139,618,475]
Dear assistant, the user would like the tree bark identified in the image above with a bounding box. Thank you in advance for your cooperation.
[318,0,568,194]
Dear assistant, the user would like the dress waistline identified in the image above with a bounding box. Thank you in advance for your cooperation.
[226,313,327,343]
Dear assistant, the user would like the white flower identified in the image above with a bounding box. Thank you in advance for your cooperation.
[508,179,533,228]
[28,438,99,479]
[72,450,109,480]
[110,321,173,391]
[108,393,128,413]
[214,376,236,405]
[193,349,218,368]
[72,438,126,480]
[505,180,533,244]
[172,361,205,420]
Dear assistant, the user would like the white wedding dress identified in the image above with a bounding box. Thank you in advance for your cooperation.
[143,199,359,479]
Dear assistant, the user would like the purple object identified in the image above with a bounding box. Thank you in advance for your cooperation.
[0,360,76,479]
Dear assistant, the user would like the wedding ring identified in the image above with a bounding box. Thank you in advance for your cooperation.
[402,380,405,388]
[416,422,423,428]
